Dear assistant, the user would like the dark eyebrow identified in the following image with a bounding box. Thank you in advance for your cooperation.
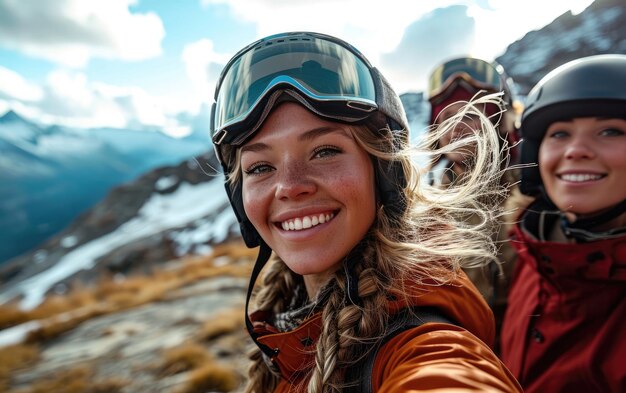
[299,126,351,142]
[240,126,351,154]
[240,141,268,154]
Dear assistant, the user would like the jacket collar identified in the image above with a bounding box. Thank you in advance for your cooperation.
[512,219,626,282]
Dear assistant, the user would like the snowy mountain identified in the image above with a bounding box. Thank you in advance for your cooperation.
[496,0,626,94]
[0,111,211,263]
[1,0,624,309]
[0,150,239,309]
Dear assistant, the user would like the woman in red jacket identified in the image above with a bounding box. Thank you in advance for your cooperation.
[500,54,626,392]
[211,31,521,392]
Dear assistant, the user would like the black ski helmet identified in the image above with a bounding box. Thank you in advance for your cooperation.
[520,54,626,196]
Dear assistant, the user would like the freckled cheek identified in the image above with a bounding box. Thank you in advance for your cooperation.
[242,182,271,228]
[325,168,376,205]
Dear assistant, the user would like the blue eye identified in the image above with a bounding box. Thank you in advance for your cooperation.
[599,127,625,137]
[244,162,274,175]
[548,130,569,139]
[313,145,342,158]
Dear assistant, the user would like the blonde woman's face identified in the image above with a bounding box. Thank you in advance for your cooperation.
[539,117,626,216]
[240,102,376,291]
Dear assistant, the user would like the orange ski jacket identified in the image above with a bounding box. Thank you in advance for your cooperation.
[251,271,522,392]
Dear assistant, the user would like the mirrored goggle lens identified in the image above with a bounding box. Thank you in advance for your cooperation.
[428,58,503,99]
[212,33,377,146]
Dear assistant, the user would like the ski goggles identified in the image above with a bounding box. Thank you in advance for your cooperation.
[428,57,506,105]
[211,32,379,151]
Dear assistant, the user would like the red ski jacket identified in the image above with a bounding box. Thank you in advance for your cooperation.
[501,220,626,392]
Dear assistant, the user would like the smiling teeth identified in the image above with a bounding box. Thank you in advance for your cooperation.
[560,174,603,182]
[281,213,335,231]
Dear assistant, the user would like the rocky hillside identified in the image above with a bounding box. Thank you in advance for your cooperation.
[0,243,255,393]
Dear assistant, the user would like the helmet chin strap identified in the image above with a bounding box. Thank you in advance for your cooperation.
[244,240,281,372]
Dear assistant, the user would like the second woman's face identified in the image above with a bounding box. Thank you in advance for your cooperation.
[539,117,626,216]
[240,102,377,280]
[437,102,482,165]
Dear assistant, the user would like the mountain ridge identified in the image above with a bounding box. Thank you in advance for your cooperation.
[0,110,211,263]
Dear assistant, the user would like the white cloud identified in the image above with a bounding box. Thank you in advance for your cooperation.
[200,0,462,64]
[0,68,187,131]
[0,0,165,67]
[199,0,594,94]
[470,0,594,62]
[182,39,232,104]
[381,6,476,93]
[38,70,126,127]
[0,65,207,137]
[0,66,44,102]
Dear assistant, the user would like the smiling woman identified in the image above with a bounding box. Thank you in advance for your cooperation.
[210,31,521,393]
[501,54,626,393]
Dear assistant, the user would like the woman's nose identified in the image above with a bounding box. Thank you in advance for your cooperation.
[564,137,595,160]
[274,161,316,200]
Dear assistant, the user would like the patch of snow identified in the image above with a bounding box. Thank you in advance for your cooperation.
[169,206,239,256]
[155,175,178,191]
[0,320,41,348]
[0,179,236,310]
[33,250,48,264]
[61,235,78,248]
[194,244,213,255]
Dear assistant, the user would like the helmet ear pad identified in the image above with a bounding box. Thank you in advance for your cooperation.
[225,180,261,248]
[375,119,408,224]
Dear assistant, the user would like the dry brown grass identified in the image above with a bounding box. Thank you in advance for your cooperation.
[24,304,111,343]
[1,241,253,392]
[10,366,128,393]
[0,304,28,329]
[211,242,259,261]
[159,343,213,376]
[30,288,98,318]
[0,344,40,391]
[1,241,253,344]
[198,307,244,341]
[176,363,241,393]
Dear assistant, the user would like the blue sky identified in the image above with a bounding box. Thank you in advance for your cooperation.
[0,0,593,137]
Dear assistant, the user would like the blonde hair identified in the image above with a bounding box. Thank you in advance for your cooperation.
[427,93,519,186]
[237,94,509,393]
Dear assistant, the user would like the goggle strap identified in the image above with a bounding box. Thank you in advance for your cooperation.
[245,242,280,364]
[372,67,409,132]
